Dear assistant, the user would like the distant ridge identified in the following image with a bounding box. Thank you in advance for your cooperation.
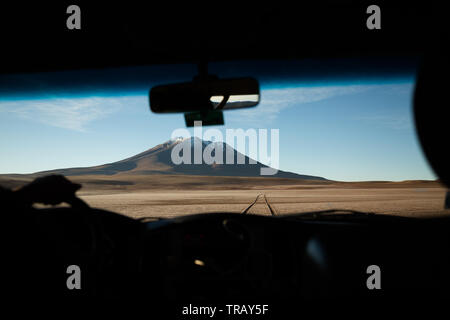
[17,138,328,181]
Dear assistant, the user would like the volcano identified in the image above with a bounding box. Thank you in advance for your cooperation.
[31,137,327,180]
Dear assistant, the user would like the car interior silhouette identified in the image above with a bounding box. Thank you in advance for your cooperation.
[1,2,450,310]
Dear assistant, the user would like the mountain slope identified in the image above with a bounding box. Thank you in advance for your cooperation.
[32,138,327,180]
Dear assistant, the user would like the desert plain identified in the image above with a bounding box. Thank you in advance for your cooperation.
[2,174,447,219]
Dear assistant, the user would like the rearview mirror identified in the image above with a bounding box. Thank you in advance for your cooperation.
[150,77,259,113]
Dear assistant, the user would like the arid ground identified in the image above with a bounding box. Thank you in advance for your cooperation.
[1,174,446,219]
[1,174,447,219]
[77,186,448,219]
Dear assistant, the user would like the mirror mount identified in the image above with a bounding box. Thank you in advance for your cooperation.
[193,61,216,81]
[184,110,224,127]
[192,62,230,110]
[149,61,259,126]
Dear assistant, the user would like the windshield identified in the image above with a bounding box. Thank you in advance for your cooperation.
[0,59,447,218]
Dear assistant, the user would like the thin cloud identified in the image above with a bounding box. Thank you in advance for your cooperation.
[228,84,410,124]
[355,114,412,130]
[0,96,140,131]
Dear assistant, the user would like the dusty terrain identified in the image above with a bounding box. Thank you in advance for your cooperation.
[1,174,447,219]
[77,186,448,219]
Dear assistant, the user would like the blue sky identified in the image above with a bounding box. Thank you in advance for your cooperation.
[0,73,436,181]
